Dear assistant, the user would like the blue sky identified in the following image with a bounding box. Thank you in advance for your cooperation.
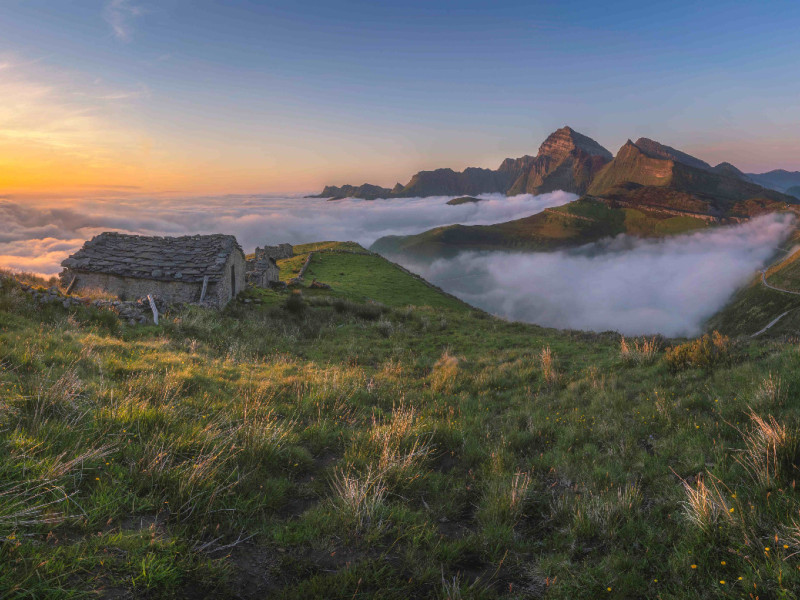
[1,0,799,193]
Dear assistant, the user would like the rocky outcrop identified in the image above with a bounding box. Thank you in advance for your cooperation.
[446,196,483,205]
[502,127,612,196]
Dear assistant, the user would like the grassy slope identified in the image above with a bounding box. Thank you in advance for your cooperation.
[372,199,709,260]
[2,251,800,598]
[709,233,800,337]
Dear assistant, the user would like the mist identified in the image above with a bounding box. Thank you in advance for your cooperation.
[395,213,796,337]
[0,191,576,275]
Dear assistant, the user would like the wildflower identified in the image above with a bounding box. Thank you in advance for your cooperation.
[765,547,770,552]
[720,580,725,585]
[721,561,726,565]
[691,564,697,569]
[607,588,612,592]
[784,545,789,549]
[729,507,735,513]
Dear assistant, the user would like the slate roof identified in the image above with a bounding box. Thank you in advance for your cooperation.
[61,232,244,283]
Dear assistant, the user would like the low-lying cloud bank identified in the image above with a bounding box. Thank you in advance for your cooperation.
[397,214,797,337]
[0,191,576,275]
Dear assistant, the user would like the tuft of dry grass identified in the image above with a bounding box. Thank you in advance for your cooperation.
[330,466,386,529]
[540,346,559,386]
[620,336,659,365]
[736,410,800,488]
[679,472,734,533]
[752,372,784,407]
[430,350,458,394]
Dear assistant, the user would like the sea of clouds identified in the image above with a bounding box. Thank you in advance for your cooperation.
[1,192,794,336]
[396,213,797,337]
[0,191,576,275]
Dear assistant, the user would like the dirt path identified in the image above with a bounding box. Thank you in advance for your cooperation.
[760,269,800,296]
[749,269,800,336]
[751,310,791,337]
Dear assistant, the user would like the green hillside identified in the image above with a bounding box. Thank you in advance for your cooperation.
[372,198,709,260]
[707,234,800,337]
[3,249,800,598]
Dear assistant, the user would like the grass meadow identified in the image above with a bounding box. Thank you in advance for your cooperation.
[2,246,800,598]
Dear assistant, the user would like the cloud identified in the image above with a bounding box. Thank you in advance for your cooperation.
[0,59,145,162]
[104,0,144,41]
[2,191,788,337]
[396,213,796,337]
[0,191,575,275]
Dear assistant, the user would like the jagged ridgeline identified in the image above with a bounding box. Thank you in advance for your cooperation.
[310,126,614,199]
[368,131,800,260]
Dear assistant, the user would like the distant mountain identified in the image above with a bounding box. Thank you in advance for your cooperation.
[312,126,612,199]
[500,126,612,196]
[588,139,792,216]
[788,186,800,199]
[711,162,753,182]
[373,136,798,260]
[309,183,393,200]
[395,167,511,198]
[747,170,800,193]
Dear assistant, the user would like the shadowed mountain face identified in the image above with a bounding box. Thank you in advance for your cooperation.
[312,126,613,199]
[633,137,712,171]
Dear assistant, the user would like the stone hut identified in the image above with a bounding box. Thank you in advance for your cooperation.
[60,232,246,309]
[246,243,294,287]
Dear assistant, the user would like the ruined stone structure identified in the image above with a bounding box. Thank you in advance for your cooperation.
[60,233,246,309]
[246,243,293,287]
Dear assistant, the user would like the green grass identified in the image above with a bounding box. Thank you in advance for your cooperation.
[302,251,466,310]
[710,239,800,337]
[3,251,800,599]
[372,199,713,260]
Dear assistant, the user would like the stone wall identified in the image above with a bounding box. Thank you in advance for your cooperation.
[210,251,247,304]
[260,243,293,260]
[67,271,203,304]
[246,247,281,287]
[64,249,246,309]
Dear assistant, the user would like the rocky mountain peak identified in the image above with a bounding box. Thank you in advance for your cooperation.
[537,126,613,161]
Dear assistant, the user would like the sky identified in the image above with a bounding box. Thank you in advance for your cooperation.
[2,0,800,195]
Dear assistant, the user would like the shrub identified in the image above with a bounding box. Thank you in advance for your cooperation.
[664,331,730,372]
[284,290,306,315]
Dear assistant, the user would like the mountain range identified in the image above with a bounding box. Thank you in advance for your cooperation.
[364,127,800,259]
[313,126,800,201]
